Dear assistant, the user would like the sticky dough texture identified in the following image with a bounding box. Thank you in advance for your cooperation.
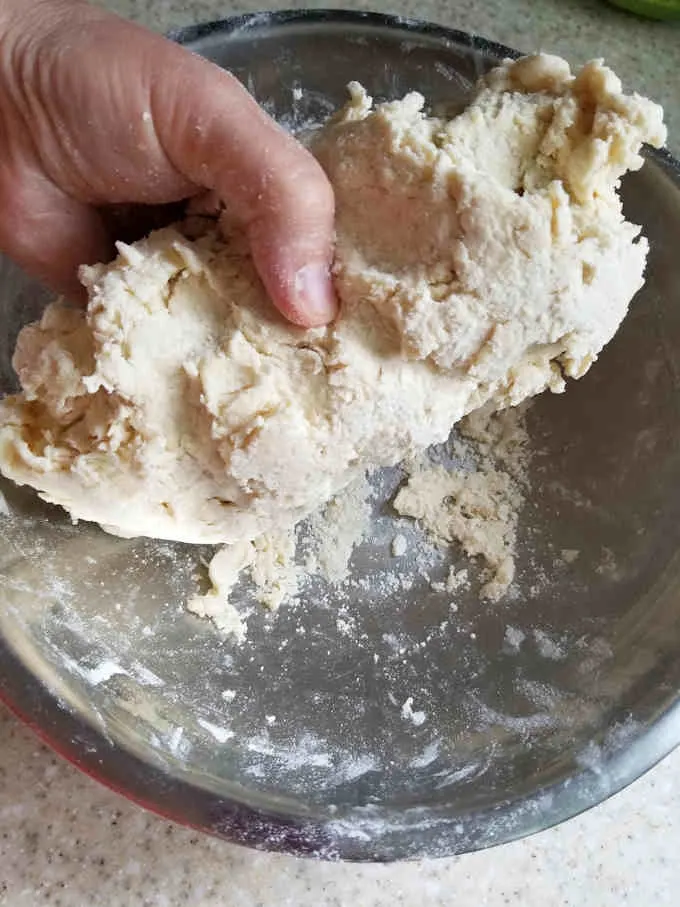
[0,55,665,543]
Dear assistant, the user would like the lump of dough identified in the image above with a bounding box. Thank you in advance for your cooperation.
[0,55,666,544]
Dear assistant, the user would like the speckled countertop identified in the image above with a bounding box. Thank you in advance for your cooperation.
[1,700,679,905]
[2,2,679,905]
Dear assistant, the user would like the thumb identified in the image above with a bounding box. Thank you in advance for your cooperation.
[245,165,338,328]
[150,48,337,327]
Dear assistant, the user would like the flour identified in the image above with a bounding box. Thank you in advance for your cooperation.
[303,474,373,583]
[560,548,580,564]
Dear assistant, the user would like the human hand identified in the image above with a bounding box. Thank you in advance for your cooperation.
[0,0,337,326]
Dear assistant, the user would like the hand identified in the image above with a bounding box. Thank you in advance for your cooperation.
[0,0,337,326]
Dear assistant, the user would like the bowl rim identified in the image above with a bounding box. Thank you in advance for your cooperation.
[1,7,680,863]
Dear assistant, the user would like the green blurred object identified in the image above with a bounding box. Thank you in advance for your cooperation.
[607,0,680,19]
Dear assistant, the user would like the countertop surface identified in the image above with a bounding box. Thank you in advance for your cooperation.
[1,698,680,907]
[2,1,679,905]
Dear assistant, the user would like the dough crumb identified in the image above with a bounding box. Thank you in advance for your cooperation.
[445,566,469,593]
[0,55,664,553]
[188,529,299,639]
[187,591,247,644]
[395,405,529,601]
[391,533,408,557]
[192,477,373,638]
[504,625,527,653]
[401,696,427,726]
[533,628,567,661]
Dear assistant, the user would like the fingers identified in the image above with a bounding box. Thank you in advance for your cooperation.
[246,165,338,327]
[0,165,111,302]
[150,51,338,326]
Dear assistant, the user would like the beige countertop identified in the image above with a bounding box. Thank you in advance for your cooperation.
[2,2,679,905]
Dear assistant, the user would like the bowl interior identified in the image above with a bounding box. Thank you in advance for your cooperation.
[1,11,680,861]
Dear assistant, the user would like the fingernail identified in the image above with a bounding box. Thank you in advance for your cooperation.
[294,263,338,326]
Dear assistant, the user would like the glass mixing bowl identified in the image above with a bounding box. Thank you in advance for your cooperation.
[1,10,680,862]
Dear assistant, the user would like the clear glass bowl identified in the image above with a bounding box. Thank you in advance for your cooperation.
[1,10,680,862]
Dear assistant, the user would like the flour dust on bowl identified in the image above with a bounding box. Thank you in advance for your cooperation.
[1,10,680,862]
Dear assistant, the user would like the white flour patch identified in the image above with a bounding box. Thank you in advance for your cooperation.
[401,697,427,727]
[533,628,567,661]
[504,625,526,653]
[197,718,234,744]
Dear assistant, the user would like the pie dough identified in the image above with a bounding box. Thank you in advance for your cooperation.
[0,55,665,544]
